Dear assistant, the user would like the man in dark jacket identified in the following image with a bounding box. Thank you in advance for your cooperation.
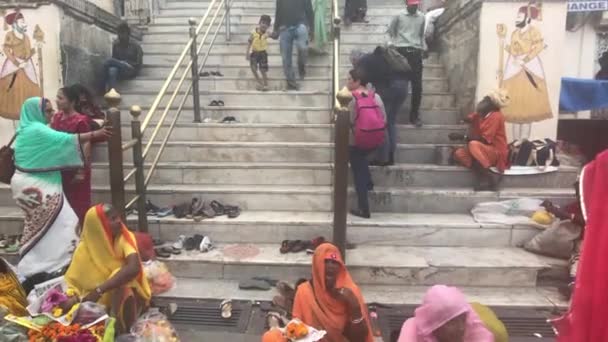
[273,0,314,90]
[103,22,143,92]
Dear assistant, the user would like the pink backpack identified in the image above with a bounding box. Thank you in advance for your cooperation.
[352,90,386,150]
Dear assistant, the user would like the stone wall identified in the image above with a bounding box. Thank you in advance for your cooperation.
[56,0,142,93]
[436,0,483,116]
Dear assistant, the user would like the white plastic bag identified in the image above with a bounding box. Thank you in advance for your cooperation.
[471,198,545,227]
[130,308,180,342]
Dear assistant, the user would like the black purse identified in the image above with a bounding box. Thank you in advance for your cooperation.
[0,134,16,184]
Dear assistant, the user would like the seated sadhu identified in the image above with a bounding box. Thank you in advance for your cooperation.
[397,285,508,342]
[262,243,374,342]
[449,89,510,191]
[63,204,151,333]
[0,258,28,317]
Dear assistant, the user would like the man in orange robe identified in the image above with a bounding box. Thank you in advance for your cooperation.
[450,90,510,191]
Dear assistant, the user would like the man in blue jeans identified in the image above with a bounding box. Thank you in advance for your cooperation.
[103,22,143,92]
[273,0,314,90]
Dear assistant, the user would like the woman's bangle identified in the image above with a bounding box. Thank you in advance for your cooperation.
[351,316,364,325]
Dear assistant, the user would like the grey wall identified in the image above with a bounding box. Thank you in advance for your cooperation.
[59,13,113,94]
[56,0,143,95]
[436,0,483,116]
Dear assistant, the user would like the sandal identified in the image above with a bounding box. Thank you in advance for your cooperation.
[266,311,287,329]
[155,247,171,259]
[201,201,216,218]
[225,205,240,219]
[252,276,278,287]
[209,100,220,107]
[220,116,236,124]
[239,279,271,291]
[172,235,185,254]
[220,299,232,319]
[200,236,213,252]
[184,234,204,251]
[210,200,226,216]
[290,240,307,253]
[211,71,224,77]
[199,71,210,77]
[173,202,190,219]
[280,240,295,254]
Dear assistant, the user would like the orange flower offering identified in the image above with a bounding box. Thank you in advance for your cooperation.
[285,320,309,340]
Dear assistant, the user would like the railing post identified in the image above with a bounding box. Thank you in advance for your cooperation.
[105,89,126,220]
[224,0,231,41]
[333,88,353,260]
[189,18,202,123]
[130,105,149,233]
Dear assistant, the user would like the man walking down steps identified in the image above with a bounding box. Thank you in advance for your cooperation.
[273,0,314,90]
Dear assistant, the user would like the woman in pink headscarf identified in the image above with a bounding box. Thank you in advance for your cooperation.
[397,285,495,342]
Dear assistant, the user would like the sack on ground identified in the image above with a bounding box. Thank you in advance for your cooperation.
[379,45,411,73]
[524,220,582,259]
[471,198,545,226]
[352,91,386,150]
[509,139,560,167]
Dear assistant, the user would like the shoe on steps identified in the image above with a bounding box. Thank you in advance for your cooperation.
[350,209,370,219]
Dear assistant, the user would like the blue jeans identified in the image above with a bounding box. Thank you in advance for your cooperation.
[349,146,372,213]
[279,24,308,87]
[376,79,408,163]
[104,58,136,91]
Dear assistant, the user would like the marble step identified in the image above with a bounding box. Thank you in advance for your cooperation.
[140,42,441,64]
[157,7,408,17]
[142,31,412,45]
[145,22,400,35]
[136,63,445,78]
[153,13,402,26]
[117,123,463,144]
[32,185,573,214]
[142,54,441,75]
[157,278,567,309]
[123,76,335,92]
[152,243,559,286]
[117,106,460,125]
[119,91,454,109]
[91,162,579,189]
[122,76,449,93]
[120,90,332,108]
[91,141,447,164]
[0,208,542,248]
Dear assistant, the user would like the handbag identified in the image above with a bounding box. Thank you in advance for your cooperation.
[0,134,16,185]
[379,45,411,73]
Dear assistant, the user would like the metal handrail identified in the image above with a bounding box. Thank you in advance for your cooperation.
[142,0,227,159]
[330,0,352,259]
[105,0,232,232]
[145,9,228,187]
[140,0,218,134]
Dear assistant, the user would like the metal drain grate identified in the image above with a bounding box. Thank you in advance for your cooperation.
[153,298,252,333]
[378,305,558,342]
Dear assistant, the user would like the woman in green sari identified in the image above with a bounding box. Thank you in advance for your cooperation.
[312,0,328,52]
[11,97,111,282]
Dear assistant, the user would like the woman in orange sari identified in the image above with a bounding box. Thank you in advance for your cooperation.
[263,243,373,342]
[63,204,151,333]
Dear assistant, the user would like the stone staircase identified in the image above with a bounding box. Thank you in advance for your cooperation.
[0,0,575,324]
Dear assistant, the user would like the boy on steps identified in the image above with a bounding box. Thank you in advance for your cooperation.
[246,15,272,91]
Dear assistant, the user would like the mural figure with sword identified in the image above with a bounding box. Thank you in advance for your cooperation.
[497,1,552,139]
[0,9,44,120]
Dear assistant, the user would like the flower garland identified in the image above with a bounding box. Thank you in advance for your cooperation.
[27,322,105,342]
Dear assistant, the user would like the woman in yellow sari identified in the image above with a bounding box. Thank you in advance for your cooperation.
[0,258,28,317]
[64,204,151,333]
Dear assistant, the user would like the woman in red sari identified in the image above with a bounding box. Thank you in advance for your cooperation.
[553,150,608,342]
[50,85,92,224]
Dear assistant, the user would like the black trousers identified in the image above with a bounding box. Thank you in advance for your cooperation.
[397,47,423,121]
